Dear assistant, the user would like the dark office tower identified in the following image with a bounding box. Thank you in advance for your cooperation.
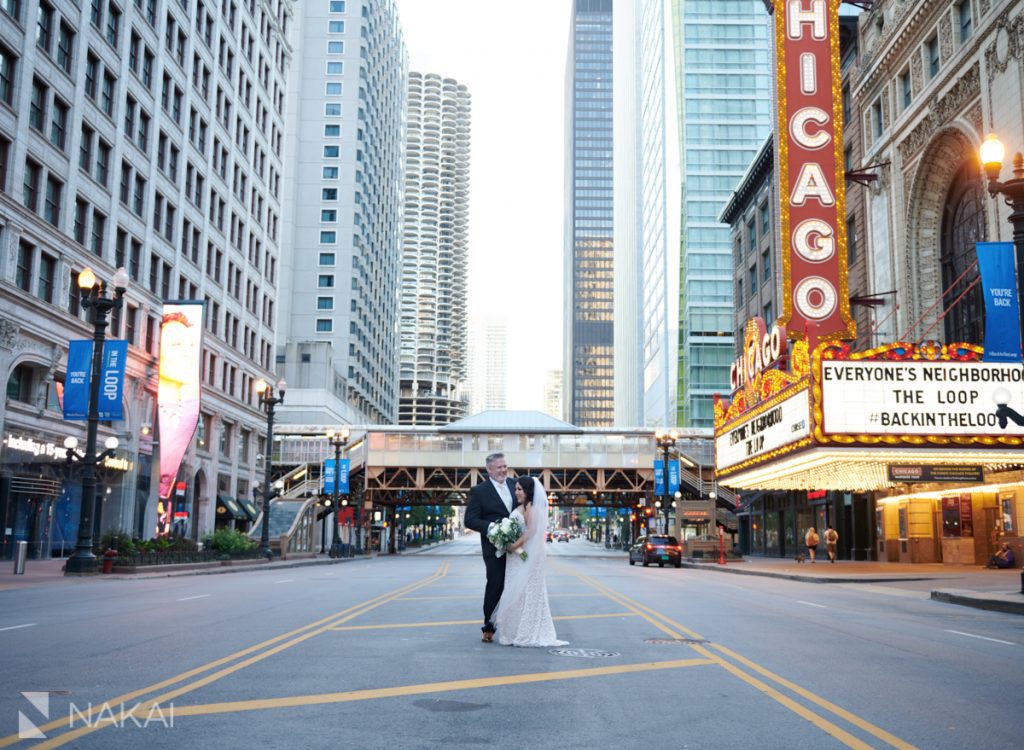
[563,0,614,427]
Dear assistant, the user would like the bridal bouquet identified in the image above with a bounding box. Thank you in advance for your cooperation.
[487,517,528,561]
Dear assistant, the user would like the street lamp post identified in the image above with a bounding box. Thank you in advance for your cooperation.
[65,267,128,576]
[654,429,678,537]
[981,134,1024,347]
[254,378,286,559]
[325,427,350,558]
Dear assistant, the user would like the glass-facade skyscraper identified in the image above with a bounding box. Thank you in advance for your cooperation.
[564,0,615,427]
[671,1,771,427]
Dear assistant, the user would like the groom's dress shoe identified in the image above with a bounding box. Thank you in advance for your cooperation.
[481,631,494,643]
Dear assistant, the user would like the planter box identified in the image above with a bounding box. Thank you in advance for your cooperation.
[110,558,269,574]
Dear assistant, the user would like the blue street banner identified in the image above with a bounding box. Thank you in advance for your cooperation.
[976,242,1023,362]
[667,460,681,495]
[63,340,128,420]
[63,340,92,420]
[99,340,127,419]
[323,458,350,494]
[653,459,665,495]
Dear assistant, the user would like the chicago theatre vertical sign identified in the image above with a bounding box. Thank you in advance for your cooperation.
[775,0,856,341]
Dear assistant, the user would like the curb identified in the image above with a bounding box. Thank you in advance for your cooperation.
[930,589,1024,616]
[678,561,937,584]
[105,554,368,580]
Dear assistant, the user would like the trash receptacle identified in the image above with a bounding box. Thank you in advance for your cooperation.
[13,540,27,575]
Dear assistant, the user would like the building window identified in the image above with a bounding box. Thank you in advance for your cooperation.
[847,216,857,265]
[323,146,339,158]
[56,22,74,72]
[958,1,972,44]
[319,232,336,245]
[322,188,338,200]
[321,209,337,222]
[763,301,772,324]
[324,103,341,117]
[37,253,56,302]
[50,97,68,150]
[318,252,336,265]
[322,166,339,179]
[871,99,883,139]
[317,296,334,310]
[43,175,62,226]
[29,78,47,131]
[328,21,344,33]
[1,0,21,22]
[316,319,333,332]
[22,159,40,211]
[36,2,53,54]
[899,70,911,110]
[15,241,32,291]
[0,135,9,192]
[926,34,940,79]
[318,274,334,288]
[761,248,771,283]
[941,163,986,344]
[329,1,345,11]
[0,44,15,105]
[326,62,343,75]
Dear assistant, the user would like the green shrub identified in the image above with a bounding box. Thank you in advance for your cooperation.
[202,528,258,554]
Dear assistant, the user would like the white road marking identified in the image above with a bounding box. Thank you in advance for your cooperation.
[945,629,1015,646]
[0,623,36,632]
[177,594,211,601]
[797,600,827,609]
[274,579,293,584]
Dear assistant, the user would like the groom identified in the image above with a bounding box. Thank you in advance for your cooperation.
[464,452,516,643]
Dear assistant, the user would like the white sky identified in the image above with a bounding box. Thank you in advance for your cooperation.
[395,0,573,411]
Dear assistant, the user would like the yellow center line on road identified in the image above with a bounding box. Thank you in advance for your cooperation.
[326,612,640,632]
[396,592,602,600]
[575,572,917,750]
[152,658,716,719]
[20,563,450,750]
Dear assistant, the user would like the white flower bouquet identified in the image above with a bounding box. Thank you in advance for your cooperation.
[487,517,527,561]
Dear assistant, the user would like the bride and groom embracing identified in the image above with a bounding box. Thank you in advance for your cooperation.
[464,453,568,648]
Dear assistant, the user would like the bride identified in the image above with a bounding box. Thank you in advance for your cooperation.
[491,475,568,647]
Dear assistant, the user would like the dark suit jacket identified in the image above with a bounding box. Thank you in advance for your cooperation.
[464,477,516,558]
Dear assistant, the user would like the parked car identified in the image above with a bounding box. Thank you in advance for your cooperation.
[629,535,682,567]
[556,531,570,542]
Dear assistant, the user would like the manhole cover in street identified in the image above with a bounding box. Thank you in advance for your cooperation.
[549,648,620,658]
[644,638,707,645]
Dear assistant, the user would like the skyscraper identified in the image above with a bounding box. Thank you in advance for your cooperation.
[483,321,507,411]
[278,0,407,425]
[564,0,615,427]
[613,0,680,428]
[671,1,771,427]
[0,0,291,541]
[398,72,471,425]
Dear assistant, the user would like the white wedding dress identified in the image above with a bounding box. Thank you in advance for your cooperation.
[491,482,568,648]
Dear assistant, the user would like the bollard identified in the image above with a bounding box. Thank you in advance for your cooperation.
[12,540,27,575]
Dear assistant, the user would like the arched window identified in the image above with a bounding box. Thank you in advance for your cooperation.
[940,163,986,344]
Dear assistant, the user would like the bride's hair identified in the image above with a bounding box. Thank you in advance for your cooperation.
[516,475,536,507]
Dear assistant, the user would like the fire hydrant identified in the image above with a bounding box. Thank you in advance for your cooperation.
[101,548,117,574]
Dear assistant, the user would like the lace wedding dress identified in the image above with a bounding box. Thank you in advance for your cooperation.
[492,491,568,648]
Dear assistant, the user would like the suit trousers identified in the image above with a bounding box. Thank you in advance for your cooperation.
[482,553,507,632]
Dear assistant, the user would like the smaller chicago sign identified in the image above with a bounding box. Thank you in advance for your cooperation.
[716,387,811,472]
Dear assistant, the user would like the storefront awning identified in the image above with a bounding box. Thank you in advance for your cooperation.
[238,498,260,522]
[216,495,248,521]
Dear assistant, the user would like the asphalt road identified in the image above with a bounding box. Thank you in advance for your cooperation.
[0,536,1021,749]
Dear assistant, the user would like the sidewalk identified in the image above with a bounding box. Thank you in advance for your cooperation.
[0,553,364,592]
[680,556,1024,616]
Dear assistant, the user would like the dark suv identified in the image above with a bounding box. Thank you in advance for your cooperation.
[629,535,682,568]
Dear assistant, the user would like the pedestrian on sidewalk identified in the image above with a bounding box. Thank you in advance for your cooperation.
[824,525,838,563]
[985,542,1015,569]
[804,526,819,563]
